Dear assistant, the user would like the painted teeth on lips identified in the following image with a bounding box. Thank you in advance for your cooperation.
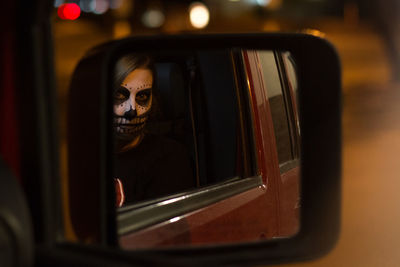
[126,117,147,124]
[116,123,145,133]
[114,116,147,125]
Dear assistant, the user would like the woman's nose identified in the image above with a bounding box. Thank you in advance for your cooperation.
[124,108,137,120]
[123,95,137,119]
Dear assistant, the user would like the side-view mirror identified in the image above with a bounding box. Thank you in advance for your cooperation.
[67,33,341,266]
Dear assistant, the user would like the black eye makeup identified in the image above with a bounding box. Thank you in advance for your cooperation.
[135,88,152,106]
[114,86,130,105]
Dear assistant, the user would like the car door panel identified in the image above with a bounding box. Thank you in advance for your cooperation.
[243,49,300,238]
[279,166,300,236]
[120,185,273,248]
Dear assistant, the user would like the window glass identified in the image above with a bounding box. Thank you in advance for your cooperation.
[283,52,298,95]
[113,50,246,207]
[258,51,293,165]
[282,52,300,137]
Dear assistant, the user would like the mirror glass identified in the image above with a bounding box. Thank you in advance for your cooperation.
[112,49,300,249]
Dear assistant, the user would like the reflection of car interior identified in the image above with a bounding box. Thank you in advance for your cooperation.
[127,50,245,204]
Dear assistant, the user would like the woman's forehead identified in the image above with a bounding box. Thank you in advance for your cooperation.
[122,68,153,91]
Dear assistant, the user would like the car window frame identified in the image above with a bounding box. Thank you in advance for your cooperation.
[273,51,301,173]
[276,51,300,157]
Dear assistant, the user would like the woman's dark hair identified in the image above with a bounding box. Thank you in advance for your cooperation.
[113,53,154,91]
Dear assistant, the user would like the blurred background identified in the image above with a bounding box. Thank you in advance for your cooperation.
[52,0,400,266]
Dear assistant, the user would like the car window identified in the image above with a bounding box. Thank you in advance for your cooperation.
[258,51,296,168]
[114,50,250,207]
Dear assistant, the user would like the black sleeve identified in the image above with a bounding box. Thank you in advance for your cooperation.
[143,139,195,200]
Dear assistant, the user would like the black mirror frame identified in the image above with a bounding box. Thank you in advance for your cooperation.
[67,33,341,266]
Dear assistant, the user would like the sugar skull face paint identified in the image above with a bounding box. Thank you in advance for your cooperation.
[113,68,153,150]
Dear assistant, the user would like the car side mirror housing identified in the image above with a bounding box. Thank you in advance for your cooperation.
[67,33,341,265]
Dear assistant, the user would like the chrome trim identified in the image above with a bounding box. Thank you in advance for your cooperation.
[117,175,263,236]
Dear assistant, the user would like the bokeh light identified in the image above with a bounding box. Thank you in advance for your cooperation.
[142,9,165,28]
[54,0,65,7]
[113,20,132,38]
[80,0,96,13]
[256,0,272,7]
[93,0,110,15]
[189,2,210,29]
[57,3,81,20]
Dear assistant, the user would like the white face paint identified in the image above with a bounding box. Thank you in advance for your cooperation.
[113,68,153,149]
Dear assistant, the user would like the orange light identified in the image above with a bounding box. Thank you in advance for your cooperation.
[58,3,81,20]
[301,29,326,38]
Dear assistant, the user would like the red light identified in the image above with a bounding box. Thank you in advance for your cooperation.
[58,3,81,20]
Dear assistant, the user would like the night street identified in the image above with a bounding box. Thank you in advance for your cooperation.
[281,21,400,267]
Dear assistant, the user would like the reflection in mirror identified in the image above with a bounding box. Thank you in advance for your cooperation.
[113,54,195,206]
[113,49,300,249]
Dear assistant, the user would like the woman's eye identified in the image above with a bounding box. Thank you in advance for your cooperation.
[136,89,151,105]
[114,87,130,104]
[136,92,148,101]
[115,92,126,100]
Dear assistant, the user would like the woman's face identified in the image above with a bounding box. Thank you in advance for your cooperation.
[113,68,153,147]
